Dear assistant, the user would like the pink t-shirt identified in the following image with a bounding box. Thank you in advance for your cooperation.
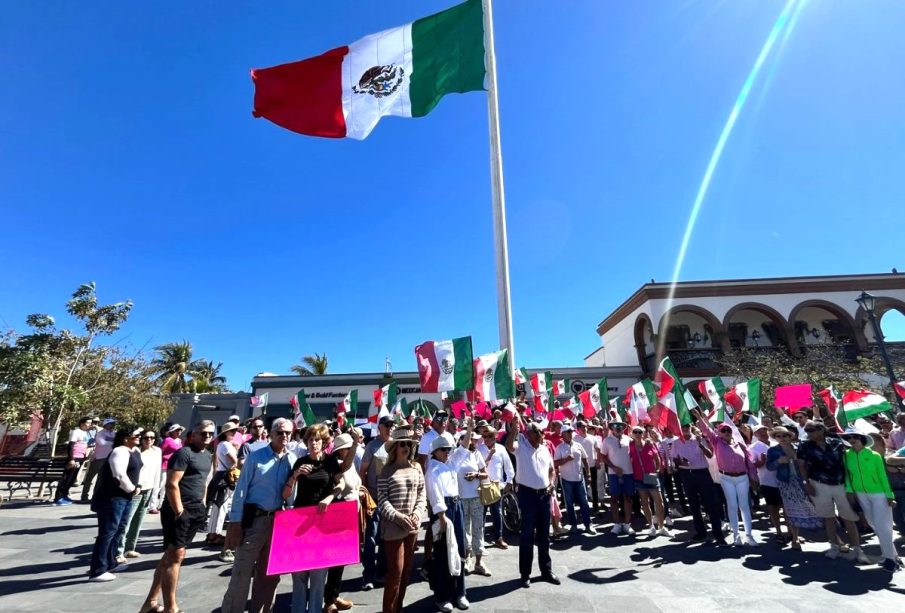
[160,436,184,470]
[629,440,658,480]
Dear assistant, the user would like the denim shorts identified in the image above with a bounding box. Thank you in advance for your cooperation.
[607,473,635,497]
[633,479,660,492]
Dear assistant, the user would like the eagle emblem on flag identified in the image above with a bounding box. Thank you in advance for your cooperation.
[352,64,404,98]
[440,358,454,376]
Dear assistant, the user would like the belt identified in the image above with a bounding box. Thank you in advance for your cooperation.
[517,484,548,495]
[679,467,709,472]
[253,507,279,517]
[720,471,746,477]
[444,495,460,504]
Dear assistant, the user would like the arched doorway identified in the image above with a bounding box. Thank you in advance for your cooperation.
[656,305,727,371]
[722,302,800,356]
[788,300,866,359]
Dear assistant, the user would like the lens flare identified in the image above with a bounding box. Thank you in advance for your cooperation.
[658,0,803,357]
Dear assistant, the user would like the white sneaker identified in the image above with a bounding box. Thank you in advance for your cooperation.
[455,596,470,610]
[624,524,636,536]
[647,526,657,537]
[825,546,840,559]
[436,601,453,613]
[473,563,491,577]
[744,534,758,546]
[732,534,742,546]
[611,523,623,535]
[722,522,731,534]
[846,547,872,565]
[89,572,116,582]
[658,526,672,538]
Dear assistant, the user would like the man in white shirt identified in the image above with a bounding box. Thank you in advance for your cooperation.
[574,422,600,513]
[554,425,595,535]
[750,424,785,542]
[476,426,514,549]
[599,421,636,536]
[506,416,559,588]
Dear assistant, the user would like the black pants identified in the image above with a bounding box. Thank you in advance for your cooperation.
[680,469,722,539]
[324,564,344,606]
[660,470,687,514]
[55,459,85,501]
[430,497,466,604]
[589,467,600,510]
[517,486,552,580]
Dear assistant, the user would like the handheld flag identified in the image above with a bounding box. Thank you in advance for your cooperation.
[415,337,474,392]
[818,385,846,430]
[290,390,317,429]
[473,349,515,402]
[652,356,693,436]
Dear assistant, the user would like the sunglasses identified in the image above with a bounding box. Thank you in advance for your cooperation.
[611,426,625,430]
[435,416,449,422]
[274,430,292,436]
[482,434,495,439]
[142,435,156,440]
[200,431,215,437]
[397,442,412,448]
[719,428,732,434]
[774,433,790,438]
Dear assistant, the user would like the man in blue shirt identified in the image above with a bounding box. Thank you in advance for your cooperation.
[221,417,297,613]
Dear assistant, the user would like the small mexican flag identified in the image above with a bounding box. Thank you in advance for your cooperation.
[579,378,608,419]
[652,356,693,437]
[698,378,726,420]
[818,385,846,429]
[894,380,905,399]
[531,371,552,396]
[608,397,625,421]
[415,336,474,392]
[626,379,656,425]
[841,389,891,423]
[251,0,485,140]
[250,392,269,412]
[341,389,359,420]
[473,349,514,402]
[725,379,761,415]
[515,367,530,391]
[290,389,317,429]
[371,381,397,422]
[552,378,570,396]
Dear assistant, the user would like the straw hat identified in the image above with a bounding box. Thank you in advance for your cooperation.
[332,433,354,451]
[219,422,238,436]
[384,425,416,456]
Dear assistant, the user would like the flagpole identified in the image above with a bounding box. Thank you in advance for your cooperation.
[482,0,515,377]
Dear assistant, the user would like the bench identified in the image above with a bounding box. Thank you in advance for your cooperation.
[0,456,69,502]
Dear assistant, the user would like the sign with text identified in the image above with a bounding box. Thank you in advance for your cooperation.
[266,501,360,575]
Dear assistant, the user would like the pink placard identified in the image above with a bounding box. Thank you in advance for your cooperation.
[774,384,813,410]
[266,500,360,575]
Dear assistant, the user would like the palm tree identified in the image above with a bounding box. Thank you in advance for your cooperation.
[151,341,196,393]
[191,360,229,393]
[290,353,328,376]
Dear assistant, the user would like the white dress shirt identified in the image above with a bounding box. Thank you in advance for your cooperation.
[450,446,485,499]
[574,433,597,466]
[512,434,553,490]
[425,457,459,514]
[554,440,587,482]
[475,442,514,486]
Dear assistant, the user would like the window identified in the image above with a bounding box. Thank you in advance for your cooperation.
[665,325,690,350]
[728,323,748,348]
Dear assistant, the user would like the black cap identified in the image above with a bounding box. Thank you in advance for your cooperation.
[378,416,395,427]
[434,408,450,417]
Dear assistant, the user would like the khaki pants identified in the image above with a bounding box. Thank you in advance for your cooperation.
[220,515,280,613]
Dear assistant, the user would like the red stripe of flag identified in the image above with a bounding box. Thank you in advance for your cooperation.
[415,341,440,393]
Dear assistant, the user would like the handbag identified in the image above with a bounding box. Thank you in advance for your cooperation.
[479,480,501,506]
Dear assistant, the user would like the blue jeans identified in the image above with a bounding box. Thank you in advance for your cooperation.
[291,567,328,613]
[362,511,386,584]
[89,496,131,577]
[517,486,551,580]
[486,499,502,541]
[561,478,591,530]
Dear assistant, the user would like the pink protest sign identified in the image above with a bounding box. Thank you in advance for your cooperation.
[774,384,813,410]
[266,500,360,575]
[450,400,467,419]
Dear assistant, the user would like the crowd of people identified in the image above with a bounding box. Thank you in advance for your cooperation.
[56,400,905,612]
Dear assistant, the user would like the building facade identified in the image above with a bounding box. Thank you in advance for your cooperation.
[585,272,905,377]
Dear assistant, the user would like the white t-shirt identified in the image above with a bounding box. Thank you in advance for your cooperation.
[554,440,587,482]
[513,434,553,490]
[68,428,90,459]
[450,446,486,499]
[93,429,116,460]
[749,440,778,487]
[215,440,237,471]
[600,434,633,475]
[418,429,455,456]
[574,433,597,466]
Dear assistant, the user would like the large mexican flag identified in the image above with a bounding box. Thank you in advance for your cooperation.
[626,379,656,425]
[698,377,726,420]
[252,0,485,139]
[841,390,891,423]
[579,377,608,419]
[473,349,514,402]
[652,356,693,438]
[415,336,474,392]
[725,378,761,415]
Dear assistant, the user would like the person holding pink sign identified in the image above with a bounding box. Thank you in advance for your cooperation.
[377,426,426,613]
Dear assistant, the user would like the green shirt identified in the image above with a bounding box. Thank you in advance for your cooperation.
[844,447,893,499]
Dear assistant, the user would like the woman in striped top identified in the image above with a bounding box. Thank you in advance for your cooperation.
[377,426,426,613]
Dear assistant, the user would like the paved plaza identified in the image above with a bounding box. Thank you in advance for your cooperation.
[0,492,903,612]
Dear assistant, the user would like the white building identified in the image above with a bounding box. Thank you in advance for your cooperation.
[585,272,905,377]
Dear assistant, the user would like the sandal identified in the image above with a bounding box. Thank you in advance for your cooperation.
[138,602,164,613]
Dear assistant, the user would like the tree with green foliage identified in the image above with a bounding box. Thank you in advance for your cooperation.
[291,353,329,376]
[190,360,229,393]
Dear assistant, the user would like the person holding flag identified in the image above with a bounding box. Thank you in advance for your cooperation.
[691,408,758,546]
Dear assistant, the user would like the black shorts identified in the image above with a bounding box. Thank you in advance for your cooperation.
[161,501,207,549]
[761,485,782,507]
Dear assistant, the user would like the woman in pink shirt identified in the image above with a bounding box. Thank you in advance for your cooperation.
[149,425,184,513]
[693,409,757,546]
[629,427,669,538]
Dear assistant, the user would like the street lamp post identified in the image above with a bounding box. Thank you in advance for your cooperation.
[855,290,904,414]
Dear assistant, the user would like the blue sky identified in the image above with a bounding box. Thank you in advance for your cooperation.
[3,1,905,392]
